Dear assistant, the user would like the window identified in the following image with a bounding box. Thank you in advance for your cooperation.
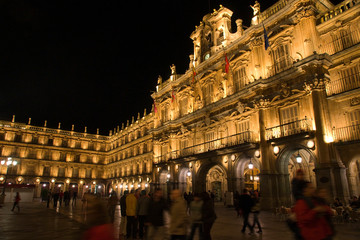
[205,132,215,150]
[72,168,79,178]
[271,44,291,75]
[161,104,170,122]
[233,67,248,90]
[180,98,188,116]
[180,139,188,150]
[43,167,51,177]
[236,120,250,142]
[58,167,65,177]
[203,84,214,105]
[85,169,92,178]
[280,105,300,136]
[340,65,360,92]
[348,109,360,126]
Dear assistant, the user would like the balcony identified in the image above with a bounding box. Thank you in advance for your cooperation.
[333,124,360,142]
[266,118,312,140]
[155,131,256,163]
[326,71,360,96]
[267,56,293,78]
[320,29,360,56]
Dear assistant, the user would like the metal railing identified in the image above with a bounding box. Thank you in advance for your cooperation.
[318,0,359,24]
[260,0,289,22]
[0,121,109,141]
[155,131,256,163]
[266,118,312,140]
[267,56,293,78]
[320,29,360,55]
[333,124,360,142]
[327,71,360,96]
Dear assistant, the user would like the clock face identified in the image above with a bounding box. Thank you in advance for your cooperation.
[205,53,210,60]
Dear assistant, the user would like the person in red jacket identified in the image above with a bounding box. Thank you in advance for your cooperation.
[294,182,334,240]
[11,192,21,212]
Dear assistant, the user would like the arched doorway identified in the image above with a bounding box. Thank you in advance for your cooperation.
[277,146,317,206]
[159,171,170,199]
[178,167,192,194]
[206,165,227,202]
[234,156,261,193]
[348,158,360,197]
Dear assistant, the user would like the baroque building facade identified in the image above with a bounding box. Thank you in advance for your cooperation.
[1,0,360,209]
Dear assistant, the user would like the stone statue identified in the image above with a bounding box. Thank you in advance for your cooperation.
[170,64,176,75]
[157,75,162,85]
[250,1,260,16]
[250,1,260,25]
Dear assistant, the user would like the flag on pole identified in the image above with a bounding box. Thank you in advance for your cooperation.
[263,24,269,50]
[225,53,230,73]
[171,90,175,103]
[154,101,157,113]
[192,66,197,83]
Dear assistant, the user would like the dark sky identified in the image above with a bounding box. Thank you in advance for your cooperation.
[0,0,342,135]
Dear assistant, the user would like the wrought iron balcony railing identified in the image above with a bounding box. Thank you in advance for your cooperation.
[267,56,293,78]
[333,124,360,142]
[327,71,360,96]
[320,29,360,56]
[155,131,256,163]
[266,118,312,140]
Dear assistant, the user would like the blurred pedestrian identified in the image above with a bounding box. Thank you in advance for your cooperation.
[11,192,21,212]
[251,194,262,233]
[238,189,253,234]
[169,189,188,240]
[82,194,115,240]
[64,190,70,207]
[108,191,118,223]
[72,191,78,206]
[59,190,64,207]
[201,192,216,240]
[119,190,128,238]
[46,190,52,208]
[294,182,334,240]
[292,169,306,201]
[53,190,59,208]
[126,189,138,240]
[137,190,150,240]
[147,188,168,240]
[188,193,203,240]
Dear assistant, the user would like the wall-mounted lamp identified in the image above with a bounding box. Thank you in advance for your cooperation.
[306,140,315,149]
[273,146,280,155]
[248,161,254,170]
[254,150,261,158]
[296,150,302,163]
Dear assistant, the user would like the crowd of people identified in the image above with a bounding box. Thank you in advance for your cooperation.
[41,188,78,208]
[111,188,217,240]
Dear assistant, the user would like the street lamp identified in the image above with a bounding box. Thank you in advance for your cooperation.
[0,157,19,203]
[296,151,302,163]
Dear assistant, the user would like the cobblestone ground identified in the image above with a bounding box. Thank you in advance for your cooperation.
[0,201,359,240]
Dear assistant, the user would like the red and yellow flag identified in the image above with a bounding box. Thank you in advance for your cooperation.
[171,90,175,103]
[192,66,197,83]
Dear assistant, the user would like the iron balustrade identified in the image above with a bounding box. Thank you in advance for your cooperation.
[266,118,312,140]
[260,0,288,22]
[318,0,359,24]
[320,29,360,56]
[327,71,360,96]
[155,131,256,163]
[267,56,293,78]
[333,124,360,142]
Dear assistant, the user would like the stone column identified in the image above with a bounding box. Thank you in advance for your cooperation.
[308,67,349,200]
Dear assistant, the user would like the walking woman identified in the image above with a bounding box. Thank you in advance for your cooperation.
[11,192,21,212]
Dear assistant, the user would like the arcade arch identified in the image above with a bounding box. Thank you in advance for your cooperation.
[348,158,360,197]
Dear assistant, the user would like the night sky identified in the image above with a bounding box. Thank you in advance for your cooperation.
[0,0,342,135]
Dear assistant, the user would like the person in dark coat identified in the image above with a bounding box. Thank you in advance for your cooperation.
[146,188,168,240]
[238,188,254,234]
[119,190,128,238]
[291,169,307,201]
[201,192,217,240]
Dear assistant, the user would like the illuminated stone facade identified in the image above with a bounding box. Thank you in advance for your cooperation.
[1,0,360,209]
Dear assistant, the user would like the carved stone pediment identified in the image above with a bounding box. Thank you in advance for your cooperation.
[280,83,292,98]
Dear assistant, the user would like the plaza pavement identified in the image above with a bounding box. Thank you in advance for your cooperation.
[0,200,359,240]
